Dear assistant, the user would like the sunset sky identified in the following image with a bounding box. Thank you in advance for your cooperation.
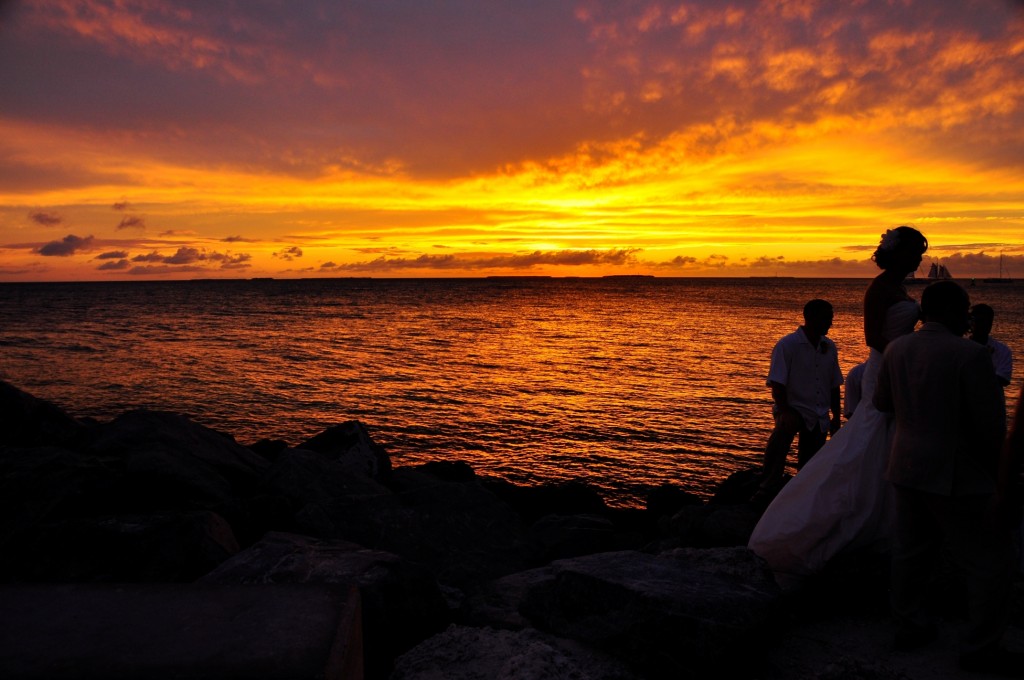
[1,0,1023,280]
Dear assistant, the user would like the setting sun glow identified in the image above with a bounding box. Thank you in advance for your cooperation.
[2,1,1023,281]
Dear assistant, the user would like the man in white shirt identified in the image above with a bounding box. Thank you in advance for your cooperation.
[757,299,844,497]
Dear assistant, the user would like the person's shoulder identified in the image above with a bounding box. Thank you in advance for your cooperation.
[989,337,1011,353]
[881,328,921,357]
[953,335,993,360]
[775,328,803,345]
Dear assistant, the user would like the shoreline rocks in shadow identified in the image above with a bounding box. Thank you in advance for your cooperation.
[2,379,1000,679]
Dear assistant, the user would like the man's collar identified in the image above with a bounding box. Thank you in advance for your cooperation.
[799,325,829,347]
[919,321,955,334]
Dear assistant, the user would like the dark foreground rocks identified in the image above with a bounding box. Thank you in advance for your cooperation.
[1,379,1018,679]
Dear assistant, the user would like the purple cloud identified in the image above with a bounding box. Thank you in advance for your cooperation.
[273,246,303,260]
[30,211,62,226]
[164,247,203,264]
[117,215,146,230]
[97,259,130,270]
[35,234,95,256]
[208,252,252,269]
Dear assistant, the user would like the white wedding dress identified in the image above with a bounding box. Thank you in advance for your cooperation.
[748,299,920,578]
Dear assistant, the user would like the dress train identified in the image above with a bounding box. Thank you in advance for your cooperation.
[748,349,894,576]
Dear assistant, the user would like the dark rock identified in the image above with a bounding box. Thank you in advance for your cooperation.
[294,490,402,547]
[0,583,362,680]
[5,511,239,582]
[262,447,390,515]
[202,532,448,679]
[0,446,119,545]
[459,565,556,630]
[391,625,643,680]
[84,410,270,539]
[645,483,702,517]
[0,380,87,448]
[709,467,765,505]
[518,547,781,679]
[297,421,392,482]
[412,459,476,483]
[527,513,641,563]
[482,478,609,523]
[297,465,529,586]
[247,438,289,461]
[662,503,762,548]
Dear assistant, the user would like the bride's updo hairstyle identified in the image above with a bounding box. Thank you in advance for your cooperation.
[872,225,928,270]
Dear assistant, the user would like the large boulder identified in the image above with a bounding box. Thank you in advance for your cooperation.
[4,511,239,582]
[0,380,88,448]
[297,421,391,481]
[83,410,271,539]
[297,464,530,586]
[503,547,782,679]
[0,446,117,547]
[709,468,765,506]
[260,446,390,523]
[482,478,610,523]
[644,483,703,518]
[661,503,762,548]
[202,532,448,679]
[459,565,557,631]
[391,625,643,680]
[526,513,642,564]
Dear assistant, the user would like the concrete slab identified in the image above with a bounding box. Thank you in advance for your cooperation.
[0,583,362,679]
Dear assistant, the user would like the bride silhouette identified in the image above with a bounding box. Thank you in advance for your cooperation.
[748,226,928,580]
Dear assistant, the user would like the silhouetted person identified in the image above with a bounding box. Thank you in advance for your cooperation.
[750,226,928,579]
[971,303,1013,418]
[875,281,1019,673]
[843,361,866,419]
[757,299,843,498]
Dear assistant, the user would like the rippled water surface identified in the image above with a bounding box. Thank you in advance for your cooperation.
[2,277,1022,506]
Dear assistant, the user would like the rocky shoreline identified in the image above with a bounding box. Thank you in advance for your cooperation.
[1,379,1020,679]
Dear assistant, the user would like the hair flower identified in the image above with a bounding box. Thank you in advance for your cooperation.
[878,229,901,252]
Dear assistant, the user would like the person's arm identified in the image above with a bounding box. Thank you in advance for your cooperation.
[769,381,802,431]
[864,279,899,352]
[993,343,1012,388]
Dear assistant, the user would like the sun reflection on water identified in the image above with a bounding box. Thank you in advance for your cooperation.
[1,277,1021,507]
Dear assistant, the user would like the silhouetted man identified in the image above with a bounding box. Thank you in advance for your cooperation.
[970,303,1013,389]
[757,299,843,498]
[875,281,1019,674]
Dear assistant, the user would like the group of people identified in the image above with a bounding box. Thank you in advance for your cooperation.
[748,226,1023,675]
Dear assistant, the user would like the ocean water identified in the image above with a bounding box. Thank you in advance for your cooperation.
[2,277,1022,507]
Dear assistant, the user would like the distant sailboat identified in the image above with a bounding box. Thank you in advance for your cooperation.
[982,253,1012,284]
[927,262,952,280]
[908,261,952,284]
